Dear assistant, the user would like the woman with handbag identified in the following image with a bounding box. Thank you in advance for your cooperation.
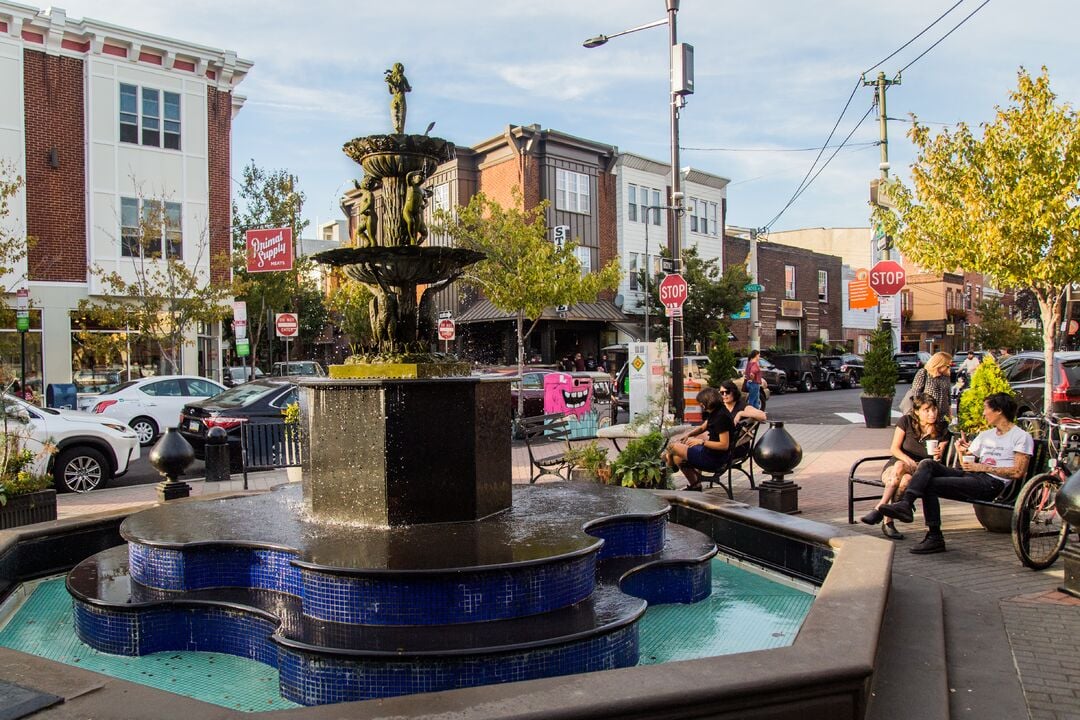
[862,393,949,539]
[902,351,952,419]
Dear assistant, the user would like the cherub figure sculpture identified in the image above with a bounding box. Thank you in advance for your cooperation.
[402,170,430,245]
[353,176,379,247]
[385,62,411,135]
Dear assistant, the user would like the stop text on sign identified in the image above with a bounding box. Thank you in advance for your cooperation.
[658,273,688,309]
[868,260,906,296]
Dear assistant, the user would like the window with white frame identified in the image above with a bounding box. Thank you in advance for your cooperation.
[688,197,719,236]
[628,183,638,222]
[120,197,183,259]
[817,270,828,302]
[785,265,796,299]
[574,245,592,274]
[629,253,640,292]
[556,169,590,213]
[119,83,181,149]
[432,183,450,212]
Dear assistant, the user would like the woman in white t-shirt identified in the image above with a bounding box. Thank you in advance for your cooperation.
[879,392,1034,554]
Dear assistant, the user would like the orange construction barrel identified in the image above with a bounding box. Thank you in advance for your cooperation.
[684,378,703,424]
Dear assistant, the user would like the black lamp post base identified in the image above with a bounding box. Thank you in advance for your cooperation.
[157,480,192,502]
[758,478,801,515]
[1059,545,1080,598]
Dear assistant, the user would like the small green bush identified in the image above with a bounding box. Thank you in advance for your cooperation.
[861,322,898,398]
[705,331,737,389]
[565,441,610,474]
[610,431,671,489]
[958,354,1016,434]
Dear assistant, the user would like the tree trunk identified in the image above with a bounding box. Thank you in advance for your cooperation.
[516,311,525,419]
[1038,293,1063,418]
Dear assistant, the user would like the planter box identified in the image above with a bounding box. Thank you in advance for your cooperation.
[0,489,58,530]
[860,396,894,429]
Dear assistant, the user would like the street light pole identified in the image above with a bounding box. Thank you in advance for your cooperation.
[584,0,692,420]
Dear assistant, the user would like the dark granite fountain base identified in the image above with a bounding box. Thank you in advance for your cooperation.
[67,484,716,706]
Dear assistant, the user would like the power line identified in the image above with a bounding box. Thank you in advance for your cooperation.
[681,142,877,153]
[898,0,991,75]
[862,0,965,76]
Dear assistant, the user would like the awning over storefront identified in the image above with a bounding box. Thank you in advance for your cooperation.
[456,299,629,324]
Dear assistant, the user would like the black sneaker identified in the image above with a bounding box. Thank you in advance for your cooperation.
[910,533,946,554]
[861,509,884,525]
[881,523,904,540]
[879,500,914,524]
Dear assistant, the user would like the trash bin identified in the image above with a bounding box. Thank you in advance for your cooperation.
[45,383,77,410]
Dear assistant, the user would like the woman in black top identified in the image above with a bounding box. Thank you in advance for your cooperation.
[666,380,767,490]
[862,393,948,538]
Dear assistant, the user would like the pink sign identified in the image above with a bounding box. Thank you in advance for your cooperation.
[246,227,294,273]
[543,373,593,419]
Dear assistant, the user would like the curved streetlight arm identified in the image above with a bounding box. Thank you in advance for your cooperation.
[582,17,668,48]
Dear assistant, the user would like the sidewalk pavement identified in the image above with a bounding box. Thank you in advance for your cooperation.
[55,423,1080,720]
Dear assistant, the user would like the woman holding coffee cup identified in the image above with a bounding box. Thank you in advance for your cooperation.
[861,393,948,539]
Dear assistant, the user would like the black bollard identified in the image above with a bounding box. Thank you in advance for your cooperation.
[149,427,195,501]
[1055,468,1080,598]
[753,421,804,514]
[203,427,231,483]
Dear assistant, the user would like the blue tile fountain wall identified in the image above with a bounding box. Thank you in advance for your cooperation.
[586,516,666,559]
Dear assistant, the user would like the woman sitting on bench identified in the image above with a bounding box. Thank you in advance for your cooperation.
[665,381,766,491]
[861,392,948,539]
[879,392,1034,555]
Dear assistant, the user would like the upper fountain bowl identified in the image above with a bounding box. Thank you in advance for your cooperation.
[343,134,454,178]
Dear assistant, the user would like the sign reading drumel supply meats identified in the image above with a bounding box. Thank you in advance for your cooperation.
[246,227,294,273]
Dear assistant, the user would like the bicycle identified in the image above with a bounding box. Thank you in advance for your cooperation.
[1011,414,1080,570]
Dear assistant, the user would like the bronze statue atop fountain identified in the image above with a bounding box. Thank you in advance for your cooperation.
[314,63,482,376]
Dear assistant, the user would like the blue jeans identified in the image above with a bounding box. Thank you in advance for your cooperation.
[746,381,762,409]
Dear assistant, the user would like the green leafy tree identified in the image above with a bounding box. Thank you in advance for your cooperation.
[958,354,1016,434]
[0,163,30,296]
[232,161,312,367]
[861,322,899,398]
[705,330,736,388]
[972,299,1023,352]
[875,68,1080,416]
[78,194,231,373]
[326,272,374,350]
[640,245,751,348]
[434,190,620,416]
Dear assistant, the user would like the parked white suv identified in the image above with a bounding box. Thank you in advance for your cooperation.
[3,394,140,493]
[87,375,225,446]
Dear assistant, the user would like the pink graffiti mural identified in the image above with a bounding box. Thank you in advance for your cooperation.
[543,373,593,418]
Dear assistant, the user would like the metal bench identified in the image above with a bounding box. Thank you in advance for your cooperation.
[847,434,1047,529]
[240,421,302,489]
[699,420,760,499]
[521,413,574,483]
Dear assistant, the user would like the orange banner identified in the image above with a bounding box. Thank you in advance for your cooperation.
[848,268,879,310]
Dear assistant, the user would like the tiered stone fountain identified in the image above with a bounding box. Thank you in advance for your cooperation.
[65,65,717,707]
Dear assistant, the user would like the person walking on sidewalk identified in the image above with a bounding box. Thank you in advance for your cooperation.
[910,351,953,419]
[744,350,765,410]
[879,392,1034,554]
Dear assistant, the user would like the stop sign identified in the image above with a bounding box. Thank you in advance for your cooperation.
[275,312,299,338]
[658,273,689,309]
[868,260,906,296]
[438,318,455,341]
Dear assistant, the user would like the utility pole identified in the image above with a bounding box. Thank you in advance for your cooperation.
[749,229,761,351]
[866,71,901,351]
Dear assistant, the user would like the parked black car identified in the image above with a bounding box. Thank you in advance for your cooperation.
[997,351,1080,417]
[178,378,297,468]
[770,354,835,392]
[821,354,864,388]
[735,357,787,394]
[893,352,931,383]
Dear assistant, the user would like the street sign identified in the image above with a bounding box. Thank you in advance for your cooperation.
[868,260,906,296]
[437,318,456,341]
[848,268,879,310]
[235,338,250,357]
[552,225,569,248]
[246,227,294,273]
[275,312,299,338]
[232,301,248,339]
[438,310,452,320]
[661,258,675,273]
[744,283,764,293]
[658,273,688,310]
[15,288,28,332]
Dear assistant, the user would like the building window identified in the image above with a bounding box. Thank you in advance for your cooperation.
[975,285,982,305]
[628,184,638,222]
[785,265,796,299]
[689,198,719,236]
[629,253,640,292]
[120,197,183,259]
[965,284,972,309]
[649,188,661,224]
[556,169,589,213]
[432,183,450,212]
[947,288,954,309]
[574,245,592,274]
[817,270,828,302]
[120,83,181,149]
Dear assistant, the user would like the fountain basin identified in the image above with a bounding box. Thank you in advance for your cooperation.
[312,246,484,286]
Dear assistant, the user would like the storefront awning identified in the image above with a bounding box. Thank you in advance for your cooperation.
[456,299,629,324]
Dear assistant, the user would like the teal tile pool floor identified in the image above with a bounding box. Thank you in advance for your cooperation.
[0,559,813,712]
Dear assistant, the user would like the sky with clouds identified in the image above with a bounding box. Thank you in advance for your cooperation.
[49,0,1080,236]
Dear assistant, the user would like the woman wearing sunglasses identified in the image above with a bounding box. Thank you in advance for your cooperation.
[665,380,767,490]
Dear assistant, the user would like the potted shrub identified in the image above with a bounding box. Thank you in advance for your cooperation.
[282,401,303,483]
[0,449,57,529]
[860,322,899,428]
[609,431,671,489]
[565,441,611,483]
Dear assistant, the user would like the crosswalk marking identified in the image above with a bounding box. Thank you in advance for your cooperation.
[834,410,903,424]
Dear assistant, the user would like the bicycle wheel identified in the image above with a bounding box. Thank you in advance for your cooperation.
[1012,473,1070,570]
